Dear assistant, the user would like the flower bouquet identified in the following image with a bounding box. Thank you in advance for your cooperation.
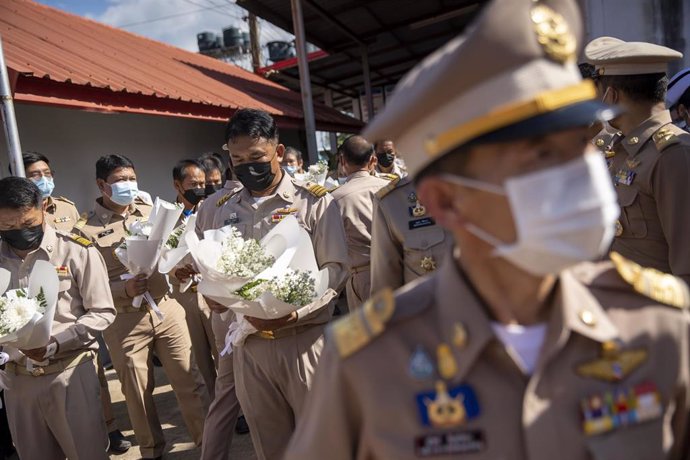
[185,215,335,350]
[0,260,58,350]
[114,198,183,318]
[158,214,199,292]
[294,159,329,186]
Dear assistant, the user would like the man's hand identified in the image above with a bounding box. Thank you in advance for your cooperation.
[21,338,57,361]
[125,274,148,298]
[174,264,198,282]
[245,312,297,331]
[203,296,229,313]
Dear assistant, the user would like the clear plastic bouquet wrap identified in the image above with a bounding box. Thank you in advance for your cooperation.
[185,215,335,350]
[114,198,183,319]
[158,214,198,292]
[294,159,329,186]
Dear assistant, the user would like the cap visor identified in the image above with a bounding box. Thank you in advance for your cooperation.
[467,100,621,146]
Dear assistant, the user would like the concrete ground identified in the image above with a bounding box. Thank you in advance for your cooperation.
[106,366,257,460]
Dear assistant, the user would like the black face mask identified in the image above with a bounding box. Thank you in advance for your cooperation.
[234,161,276,192]
[183,188,206,206]
[204,183,222,197]
[377,151,395,168]
[0,224,44,251]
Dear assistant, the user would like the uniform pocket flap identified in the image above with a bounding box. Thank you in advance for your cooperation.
[405,228,446,250]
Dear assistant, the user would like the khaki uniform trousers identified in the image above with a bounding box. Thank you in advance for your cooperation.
[200,311,242,460]
[96,347,117,432]
[235,323,325,460]
[345,266,370,311]
[5,356,108,460]
[103,297,209,458]
[171,286,217,399]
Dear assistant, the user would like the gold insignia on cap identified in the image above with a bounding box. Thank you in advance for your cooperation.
[610,252,690,309]
[530,4,576,63]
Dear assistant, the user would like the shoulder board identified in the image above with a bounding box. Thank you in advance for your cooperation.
[330,289,395,359]
[69,233,93,247]
[55,196,75,206]
[653,126,681,152]
[216,194,232,207]
[73,212,89,230]
[610,252,689,309]
[375,176,401,199]
[305,183,328,198]
[379,173,399,181]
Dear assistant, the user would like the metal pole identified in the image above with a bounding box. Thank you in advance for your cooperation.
[361,44,374,122]
[0,34,24,177]
[290,0,318,165]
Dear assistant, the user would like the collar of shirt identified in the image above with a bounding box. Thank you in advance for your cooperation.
[93,198,143,226]
[236,173,295,208]
[435,260,620,381]
[44,196,57,213]
[347,170,372,181]
[622,110,673,156]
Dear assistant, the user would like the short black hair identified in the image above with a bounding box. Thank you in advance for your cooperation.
[198,152,225,176]
[96,155,135,181]
[173,159,205,182]
[22,151,50,169]
[284,146,303,162]
[338,135,375,167]
[224,108,278,143]
[597,73,668,103]
[578,63,597,80]
[0,177,42,210]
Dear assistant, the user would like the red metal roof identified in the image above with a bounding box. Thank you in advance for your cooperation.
[0,0,362,132]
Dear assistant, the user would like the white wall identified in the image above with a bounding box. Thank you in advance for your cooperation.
[0,103,304,213]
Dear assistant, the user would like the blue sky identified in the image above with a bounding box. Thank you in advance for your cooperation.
[33,0,293,66]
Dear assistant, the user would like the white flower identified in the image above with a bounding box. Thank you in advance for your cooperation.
[216,227,275,277]
[0,289,47,336]
[165,224,186,249]
[128,219,152,237]
[237,269,317,307]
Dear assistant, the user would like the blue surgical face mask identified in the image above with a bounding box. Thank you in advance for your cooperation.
[284,165,298,176]
[108,181,139,206]
[337,176,348,185]
[32,176,55,198]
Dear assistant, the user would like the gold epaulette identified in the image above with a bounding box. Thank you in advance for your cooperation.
[331,289,394,358]
[610,252,689,309]
[216,194,232,207]
[305,183,328,198]
[73,212,89,230]
[55,196,75,206]
[375,176,401,199]
[653,126,680,152]
[69,233,93,247]
[379,173,399,181]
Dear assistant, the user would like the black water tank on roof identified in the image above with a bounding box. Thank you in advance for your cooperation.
[267,41,296,62]
[223,27,243,48]
[197,31,220,52]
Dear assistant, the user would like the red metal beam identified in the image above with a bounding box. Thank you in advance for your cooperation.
[256,50,329,77]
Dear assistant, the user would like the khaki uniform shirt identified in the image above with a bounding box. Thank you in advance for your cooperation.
[194,174,349,328]
[0,225,115,363]
[45,196,80,233]
[286,256,690,460]
[331,171,389,271]
[370,177,453,294]
[602,111,690,283]
[72,197,168,308]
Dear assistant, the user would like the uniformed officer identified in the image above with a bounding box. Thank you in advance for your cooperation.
[198,108,348,460]
[0,177,116,460]
[330,135,388,310]
[585,37,690,284]
[374,139,407,179]
[21,151,131,453]
[195,178,244,460]
[369,175,453,294]
[169,159,217,398]
[72,155,208,460]
[666,67,690,130]
[285,0,690,459]
[21,151,79,233]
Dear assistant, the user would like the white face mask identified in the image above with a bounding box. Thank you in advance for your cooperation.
[599,87,618,134]
[337,176,348,185]
[442,152,620,276]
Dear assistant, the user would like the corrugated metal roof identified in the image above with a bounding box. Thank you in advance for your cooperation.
[0,0,362,131]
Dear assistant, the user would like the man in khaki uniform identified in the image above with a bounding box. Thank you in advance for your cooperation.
[585,37,690,284]
[374,139,407,179]
[369,176,453,294]
[285,0,690,459]
[199,108,348,460]
[169,159,217,398]
[73,155,208,460]
[331,135,388,310]
[22,151,130,452]
[0,177,116,460]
